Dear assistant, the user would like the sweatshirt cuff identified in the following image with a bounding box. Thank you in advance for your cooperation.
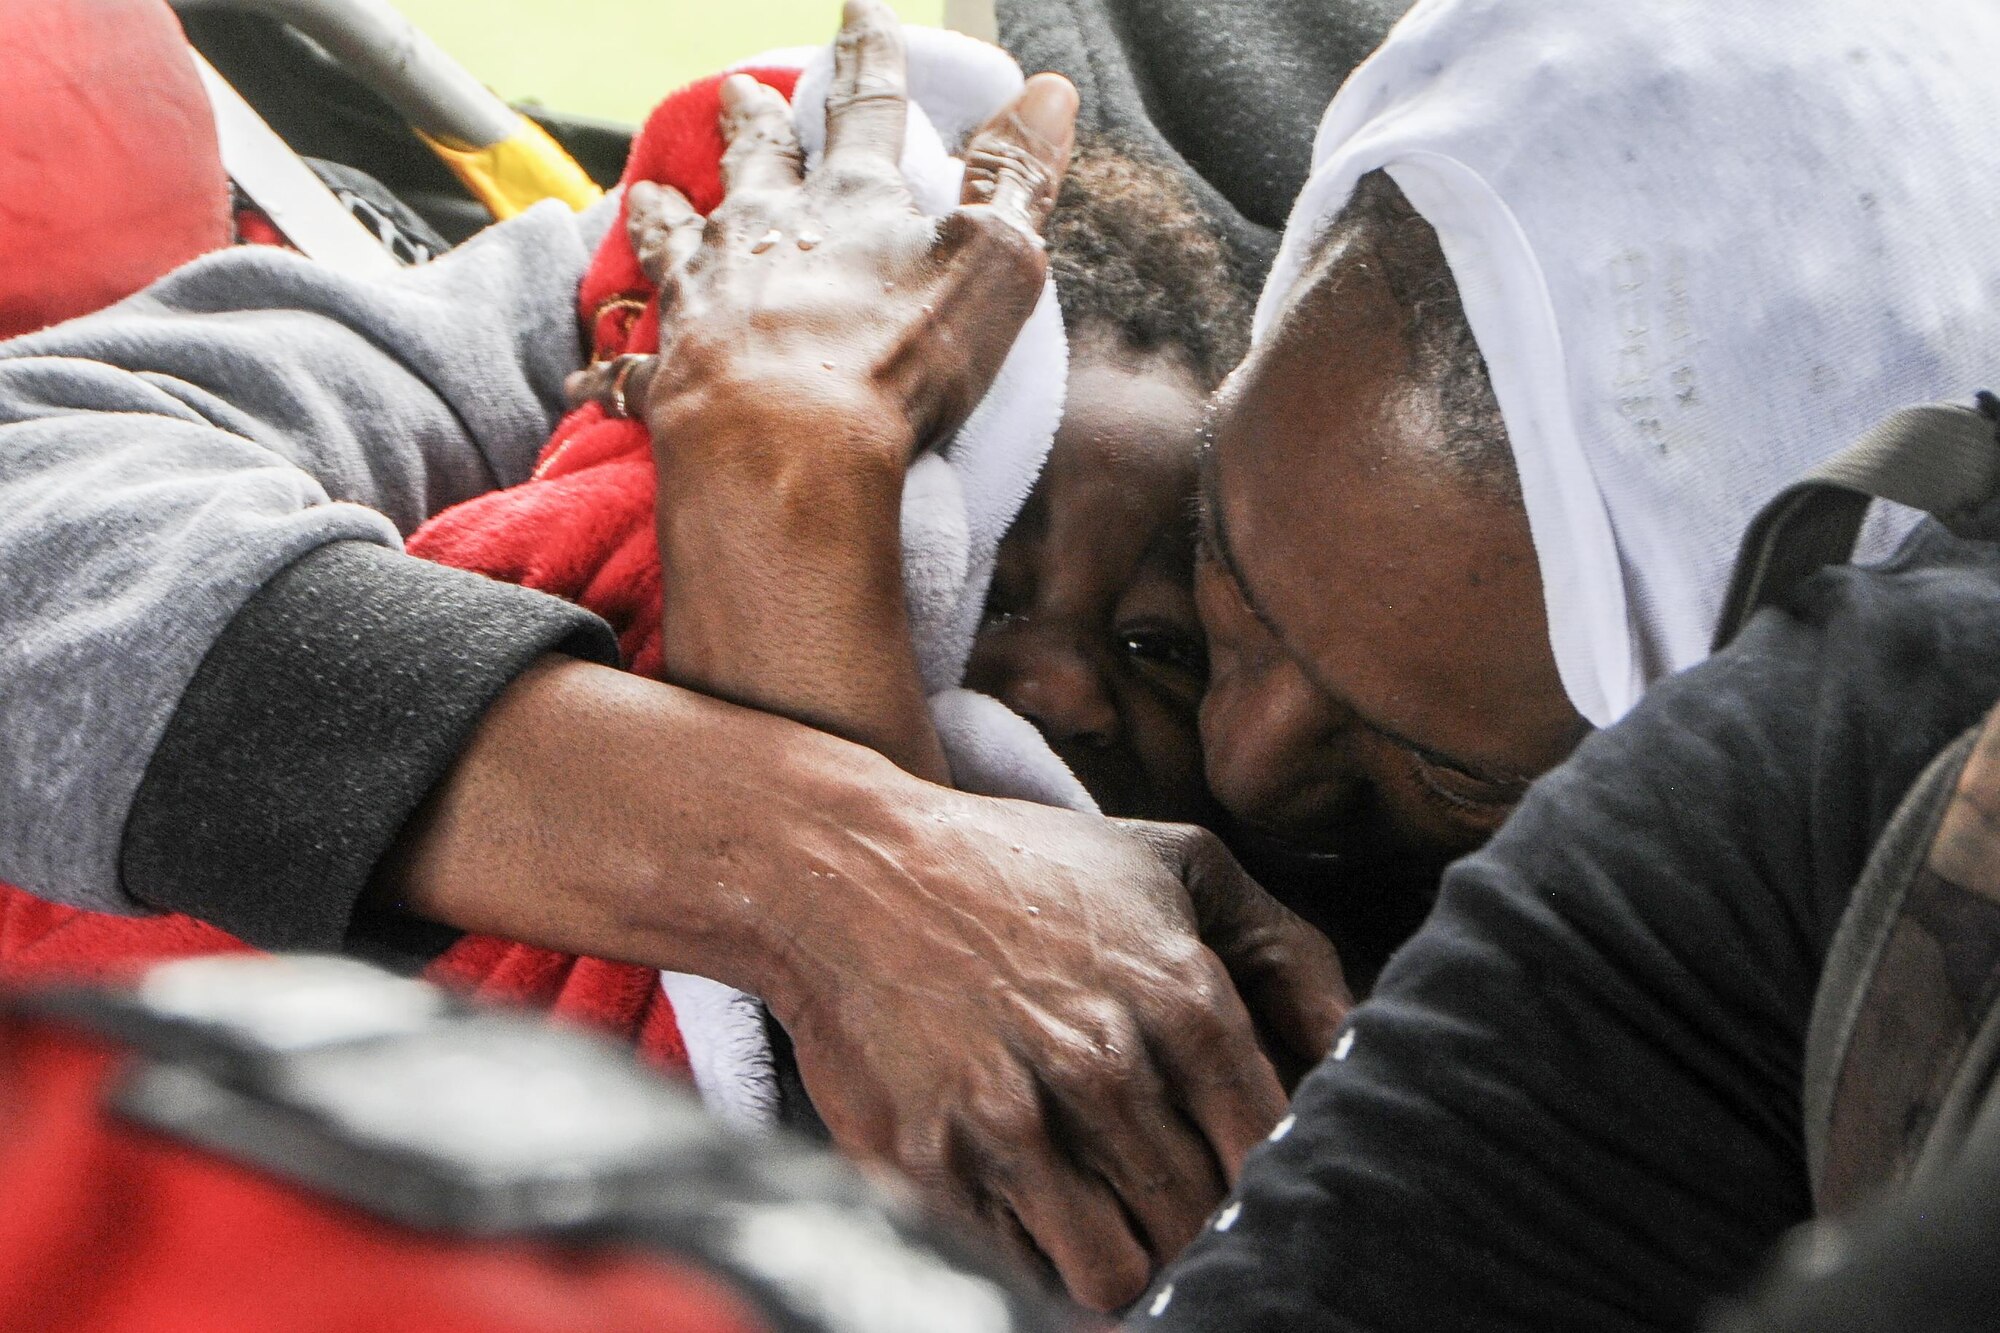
[121,541,620,950]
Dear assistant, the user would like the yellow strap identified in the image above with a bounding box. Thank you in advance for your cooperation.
[419,116,604,219]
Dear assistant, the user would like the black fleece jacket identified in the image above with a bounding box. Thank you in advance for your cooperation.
[997,0,1413,286]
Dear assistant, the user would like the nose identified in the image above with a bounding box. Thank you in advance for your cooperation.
[1200,649,1347,837]
[973,630,1120,749]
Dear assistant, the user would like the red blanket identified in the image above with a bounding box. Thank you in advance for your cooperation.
[0,68,802,1082]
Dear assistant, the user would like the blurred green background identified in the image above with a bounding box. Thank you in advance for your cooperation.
[387,0,948,125]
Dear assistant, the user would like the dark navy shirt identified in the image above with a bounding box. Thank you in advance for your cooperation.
[1144,520,2000,1332]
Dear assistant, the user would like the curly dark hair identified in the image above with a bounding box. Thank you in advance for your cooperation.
[1045,134,1255,390]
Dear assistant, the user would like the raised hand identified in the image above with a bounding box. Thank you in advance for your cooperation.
[567,0,1076,473]
[563,3,1075,785]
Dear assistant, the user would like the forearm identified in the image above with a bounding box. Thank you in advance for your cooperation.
[372,654,946,1005]
[122,545,616,946]
[590,56,1070,791]
[652,401,950,784]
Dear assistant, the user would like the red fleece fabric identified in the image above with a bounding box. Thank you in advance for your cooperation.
[405,66,801,679]
[0,69,802,1083]
[0,891,694,1077]
[0,0,233,339]
[0,1009,773,1332]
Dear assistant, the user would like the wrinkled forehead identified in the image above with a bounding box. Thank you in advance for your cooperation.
[1195,302,1506,629]
[1202,300,1408,511]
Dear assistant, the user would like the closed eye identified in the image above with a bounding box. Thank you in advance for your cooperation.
[1405,750,1523,815]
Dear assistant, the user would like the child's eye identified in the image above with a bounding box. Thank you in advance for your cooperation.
[980,578,1031,631]
[982,605,1027,631]
[1119,624,1209,684]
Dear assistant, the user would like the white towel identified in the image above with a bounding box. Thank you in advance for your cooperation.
[670,27,1087,1127]
[930,687,1101,813]
[1257,0,2000,726]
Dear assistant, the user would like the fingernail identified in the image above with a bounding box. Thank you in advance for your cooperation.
[718,72,755,111]
[1015,73,1079,146]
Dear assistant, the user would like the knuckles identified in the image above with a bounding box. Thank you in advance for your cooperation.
[1166,964,1230,1038]
[961,1076,1046,1163]
[964,136,1057,197]
[1131,944,1241,1053]
[941,209,1049,286]
[1167,821,1235,877]
[1112,816,1206,871]
[891,1123,958,1192]
[1039,1031,1144,1110]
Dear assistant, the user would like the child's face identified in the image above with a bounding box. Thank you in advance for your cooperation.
[965,332,1216,824]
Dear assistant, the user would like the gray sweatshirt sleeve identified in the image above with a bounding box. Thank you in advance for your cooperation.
[0,199,620,942]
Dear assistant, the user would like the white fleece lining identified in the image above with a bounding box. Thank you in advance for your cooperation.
[1257,150,1639,725]
[660,971,780,1129]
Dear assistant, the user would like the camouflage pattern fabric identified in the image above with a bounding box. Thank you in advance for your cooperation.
[1811,706,2000,1212]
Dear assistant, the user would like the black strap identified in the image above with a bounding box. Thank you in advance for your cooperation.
[1713,398,2000,651]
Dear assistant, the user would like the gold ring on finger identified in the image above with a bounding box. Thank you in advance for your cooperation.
[606,353,647,420]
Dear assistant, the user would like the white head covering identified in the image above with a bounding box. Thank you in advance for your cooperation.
[1256,0,2000,726]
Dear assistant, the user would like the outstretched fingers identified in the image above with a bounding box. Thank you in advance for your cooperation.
[718,73,804,195]
[904,71,1078,410]
[565,180,705,421]
[822,0,909,177]
[625,180,704,302]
